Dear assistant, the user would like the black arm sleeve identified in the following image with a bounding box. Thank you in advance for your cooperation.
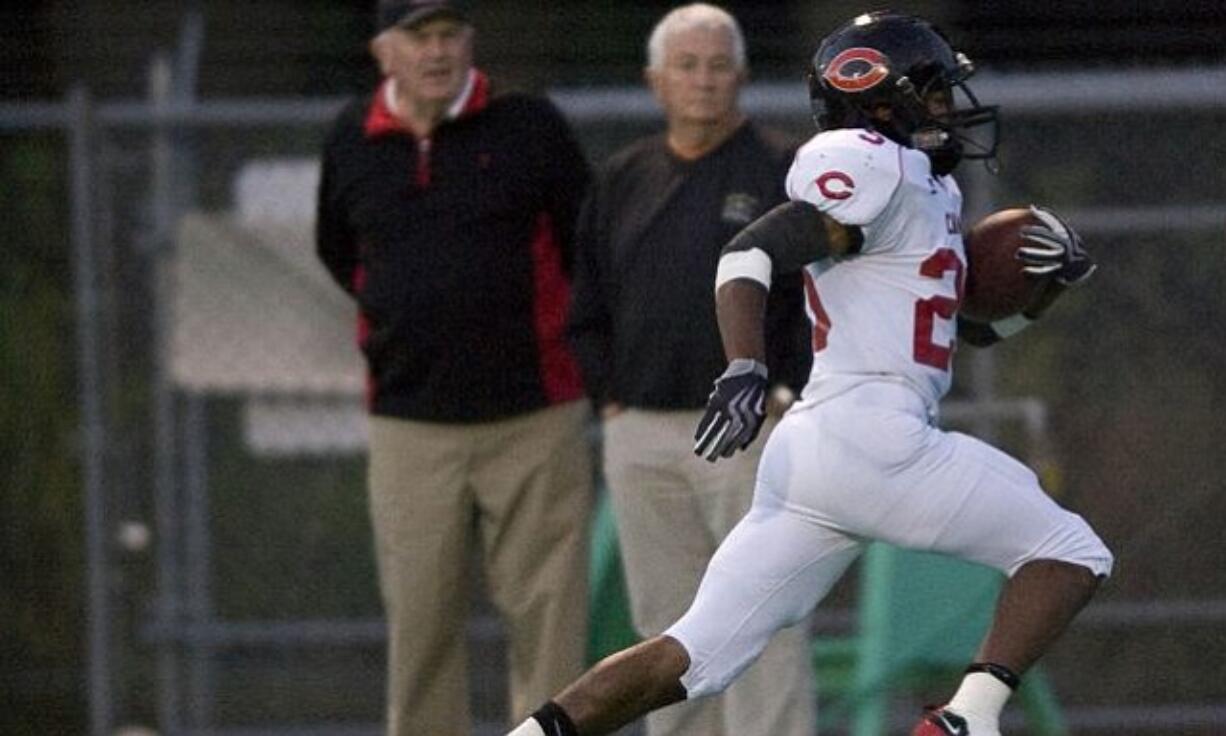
[956,275,1066,348]
[721,200,863,276]
[956,316,1003,347]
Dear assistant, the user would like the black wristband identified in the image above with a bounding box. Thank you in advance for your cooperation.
[532,700,579,736]
[966,661,1021,690]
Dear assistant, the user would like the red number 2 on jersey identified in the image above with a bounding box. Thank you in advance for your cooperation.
[913,247,964,370]
[802,247,963,371]
[802,271,832,351]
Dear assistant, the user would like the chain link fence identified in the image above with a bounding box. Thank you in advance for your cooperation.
[4,59,1226,735]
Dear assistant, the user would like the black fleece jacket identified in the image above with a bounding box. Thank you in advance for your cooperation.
[317,76,591,422]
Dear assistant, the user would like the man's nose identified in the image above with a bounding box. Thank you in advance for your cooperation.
[423,37,448,57]
[694,64,718,86]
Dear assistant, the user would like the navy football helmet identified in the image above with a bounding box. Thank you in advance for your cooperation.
[808,11,999,174]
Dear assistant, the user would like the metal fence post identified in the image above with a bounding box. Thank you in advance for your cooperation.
[147,51,186,735]
[68,82,112,736]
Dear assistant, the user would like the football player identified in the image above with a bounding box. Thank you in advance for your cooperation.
[509,12,1110,736]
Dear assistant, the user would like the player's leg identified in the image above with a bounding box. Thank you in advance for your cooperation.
[548,635,693,736]
[912,560,1101,736]
[977,556,1101,674]
[663,502,860,704]
[680,417,817,736]
[793,387,1113,675]
[602,409,725,736]
[894,429,1111,735]
[540,508,859,736]
[752,384,1108,735]
[367,416,474,735]
[508,489,862,735]
[476,401,594,724]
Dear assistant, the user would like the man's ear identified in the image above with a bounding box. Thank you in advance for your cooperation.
[369,32,393,75]
[645,66,663,104]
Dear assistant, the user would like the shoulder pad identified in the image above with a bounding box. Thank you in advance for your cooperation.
[786,128,902,226]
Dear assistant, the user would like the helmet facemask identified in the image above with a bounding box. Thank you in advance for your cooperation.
[894,55,1000,174]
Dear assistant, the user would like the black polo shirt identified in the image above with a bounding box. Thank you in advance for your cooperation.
[568,122,811,410]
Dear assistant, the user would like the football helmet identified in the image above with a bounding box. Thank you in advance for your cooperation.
[808,11,999,174]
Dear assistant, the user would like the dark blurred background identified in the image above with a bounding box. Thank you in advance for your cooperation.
[2,1,1225,735]
[7,0,1226,99]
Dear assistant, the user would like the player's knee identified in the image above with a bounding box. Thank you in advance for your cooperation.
[665,625,758,699]
[678,655,745,699]
[1086,533,1114,579]
[1021,511,1113,579]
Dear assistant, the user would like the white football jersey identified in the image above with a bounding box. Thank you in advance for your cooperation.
[784,128,966,410]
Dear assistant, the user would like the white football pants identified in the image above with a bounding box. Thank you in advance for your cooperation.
[666,380,1113,697]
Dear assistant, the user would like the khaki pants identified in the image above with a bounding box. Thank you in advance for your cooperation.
[368,401,593,735]
[603,408,816,736]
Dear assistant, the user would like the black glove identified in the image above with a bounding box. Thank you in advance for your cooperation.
[1018,205,1096,286]
[693,359,769,462]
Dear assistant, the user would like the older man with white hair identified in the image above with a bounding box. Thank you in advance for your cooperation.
[563,5,815,736]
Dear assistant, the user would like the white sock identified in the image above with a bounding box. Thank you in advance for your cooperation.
[947,671,1012,730]
[506,719,547,736]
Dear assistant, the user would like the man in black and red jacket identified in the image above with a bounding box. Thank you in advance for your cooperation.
[315,2,593,733]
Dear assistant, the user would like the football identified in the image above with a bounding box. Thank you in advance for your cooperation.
[961,207,1045,322]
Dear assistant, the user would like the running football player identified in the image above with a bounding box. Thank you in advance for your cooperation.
[508,12,1110,736]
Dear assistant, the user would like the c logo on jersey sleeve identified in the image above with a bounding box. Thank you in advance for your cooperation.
[823,47,890,93]
[786,130,900,226]
[816,171,855,200]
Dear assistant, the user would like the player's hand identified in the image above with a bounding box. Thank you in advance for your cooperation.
[1018,205,1096,286]
[694,359,769,462]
